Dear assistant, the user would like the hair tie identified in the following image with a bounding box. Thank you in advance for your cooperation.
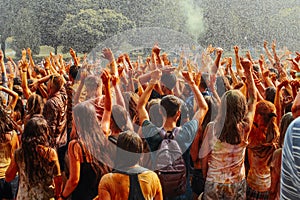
[268,113,277,118]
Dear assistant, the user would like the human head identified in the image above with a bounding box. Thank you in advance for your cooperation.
[160,95,181,119]
[69,65,80,82]
[47,74,64,96]
[26,94,43,117]
[279,112,294,147]
[85,75,102,98]
[217,90,247,144]
[265,87,276,103]
[111,105,129,133]
[115,130,143,169]
[255,100,279,143]
[161,73,177,94]
[147,98,164,127]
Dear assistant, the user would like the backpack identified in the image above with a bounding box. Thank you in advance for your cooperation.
[154,127,187,197]
[113,166,148,200]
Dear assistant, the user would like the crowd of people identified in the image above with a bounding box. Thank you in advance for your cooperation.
[0,40,300,200]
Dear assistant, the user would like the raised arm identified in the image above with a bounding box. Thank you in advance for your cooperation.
[182,71,208,127]
[0,86,19,111]
[100,69,112,136]
[20,60,33,99]
[0,50,8,88]
[263,40,275,65]
[137,69,162,125]
[240,58,257,139]
[234,46,244,78]
[211,47,223,75]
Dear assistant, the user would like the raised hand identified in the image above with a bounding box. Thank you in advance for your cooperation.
[182,71,195,84]
[152,44,161,56]
[21,49,27,61]
[101,48,114,62]
[234,46,239,54]
[215,47,223,56]
[263,40,268,48]
[27,48,32,56]
[240,58,253,73]
[101,69,111,86]
[69,48,76,58]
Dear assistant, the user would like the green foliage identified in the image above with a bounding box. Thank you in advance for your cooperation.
[11,8,41,57]
[58,9,134,53]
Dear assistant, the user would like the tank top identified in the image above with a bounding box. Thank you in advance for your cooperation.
[0,132,14,179]
[71,141,104,200]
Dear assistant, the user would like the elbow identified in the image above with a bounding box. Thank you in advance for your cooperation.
[68,177,80,188]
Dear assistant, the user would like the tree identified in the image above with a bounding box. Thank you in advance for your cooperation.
[58,9,134,53]
[34,0,70,54]
[0,1,14,60]
[12,8,41,57]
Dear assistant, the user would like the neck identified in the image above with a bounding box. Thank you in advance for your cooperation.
[163,118,177,131]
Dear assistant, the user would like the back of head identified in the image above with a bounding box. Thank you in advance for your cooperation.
[279,112,294,147]
[69,65,80,80]
[265,87,276,103]
[217,90,247,145]
[27,94,43,117]
[0,104,15,142]
[160,95,181,118]
[161,73,177,91]
[49,74,64,94]
[115,130,143,168]
[111,105,129,132]
[85,75,101,91]
[255,100,279,143]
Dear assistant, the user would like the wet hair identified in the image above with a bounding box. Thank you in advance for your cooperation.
[255,100,279,143]
[0,104,15,142]
[265,87,276,103]
[177,101,190,126]
[115,130,143,168]
[279,112,294,147]
[216,90,248,145]
[21,117,51,185]
[73,102,111,172]
[160,95,181,118]
[111,105,130,132]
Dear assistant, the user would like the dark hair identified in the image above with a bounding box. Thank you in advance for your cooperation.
[111,105,129,132]
[69,65,80,80]
[26,94,43,119]
[21,117,51,184]
[115,130,143,168]
[0,104,15,142]
[265,87,276,103]
[279,112,293,147]
[160,95,181,118]
[217,90,247,145]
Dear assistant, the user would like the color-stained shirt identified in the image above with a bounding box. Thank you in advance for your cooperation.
[205,122,248,184]
[247,126,277,192]
[98,170,162,200]
[43,87,67,147]
[281,117,300,199]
